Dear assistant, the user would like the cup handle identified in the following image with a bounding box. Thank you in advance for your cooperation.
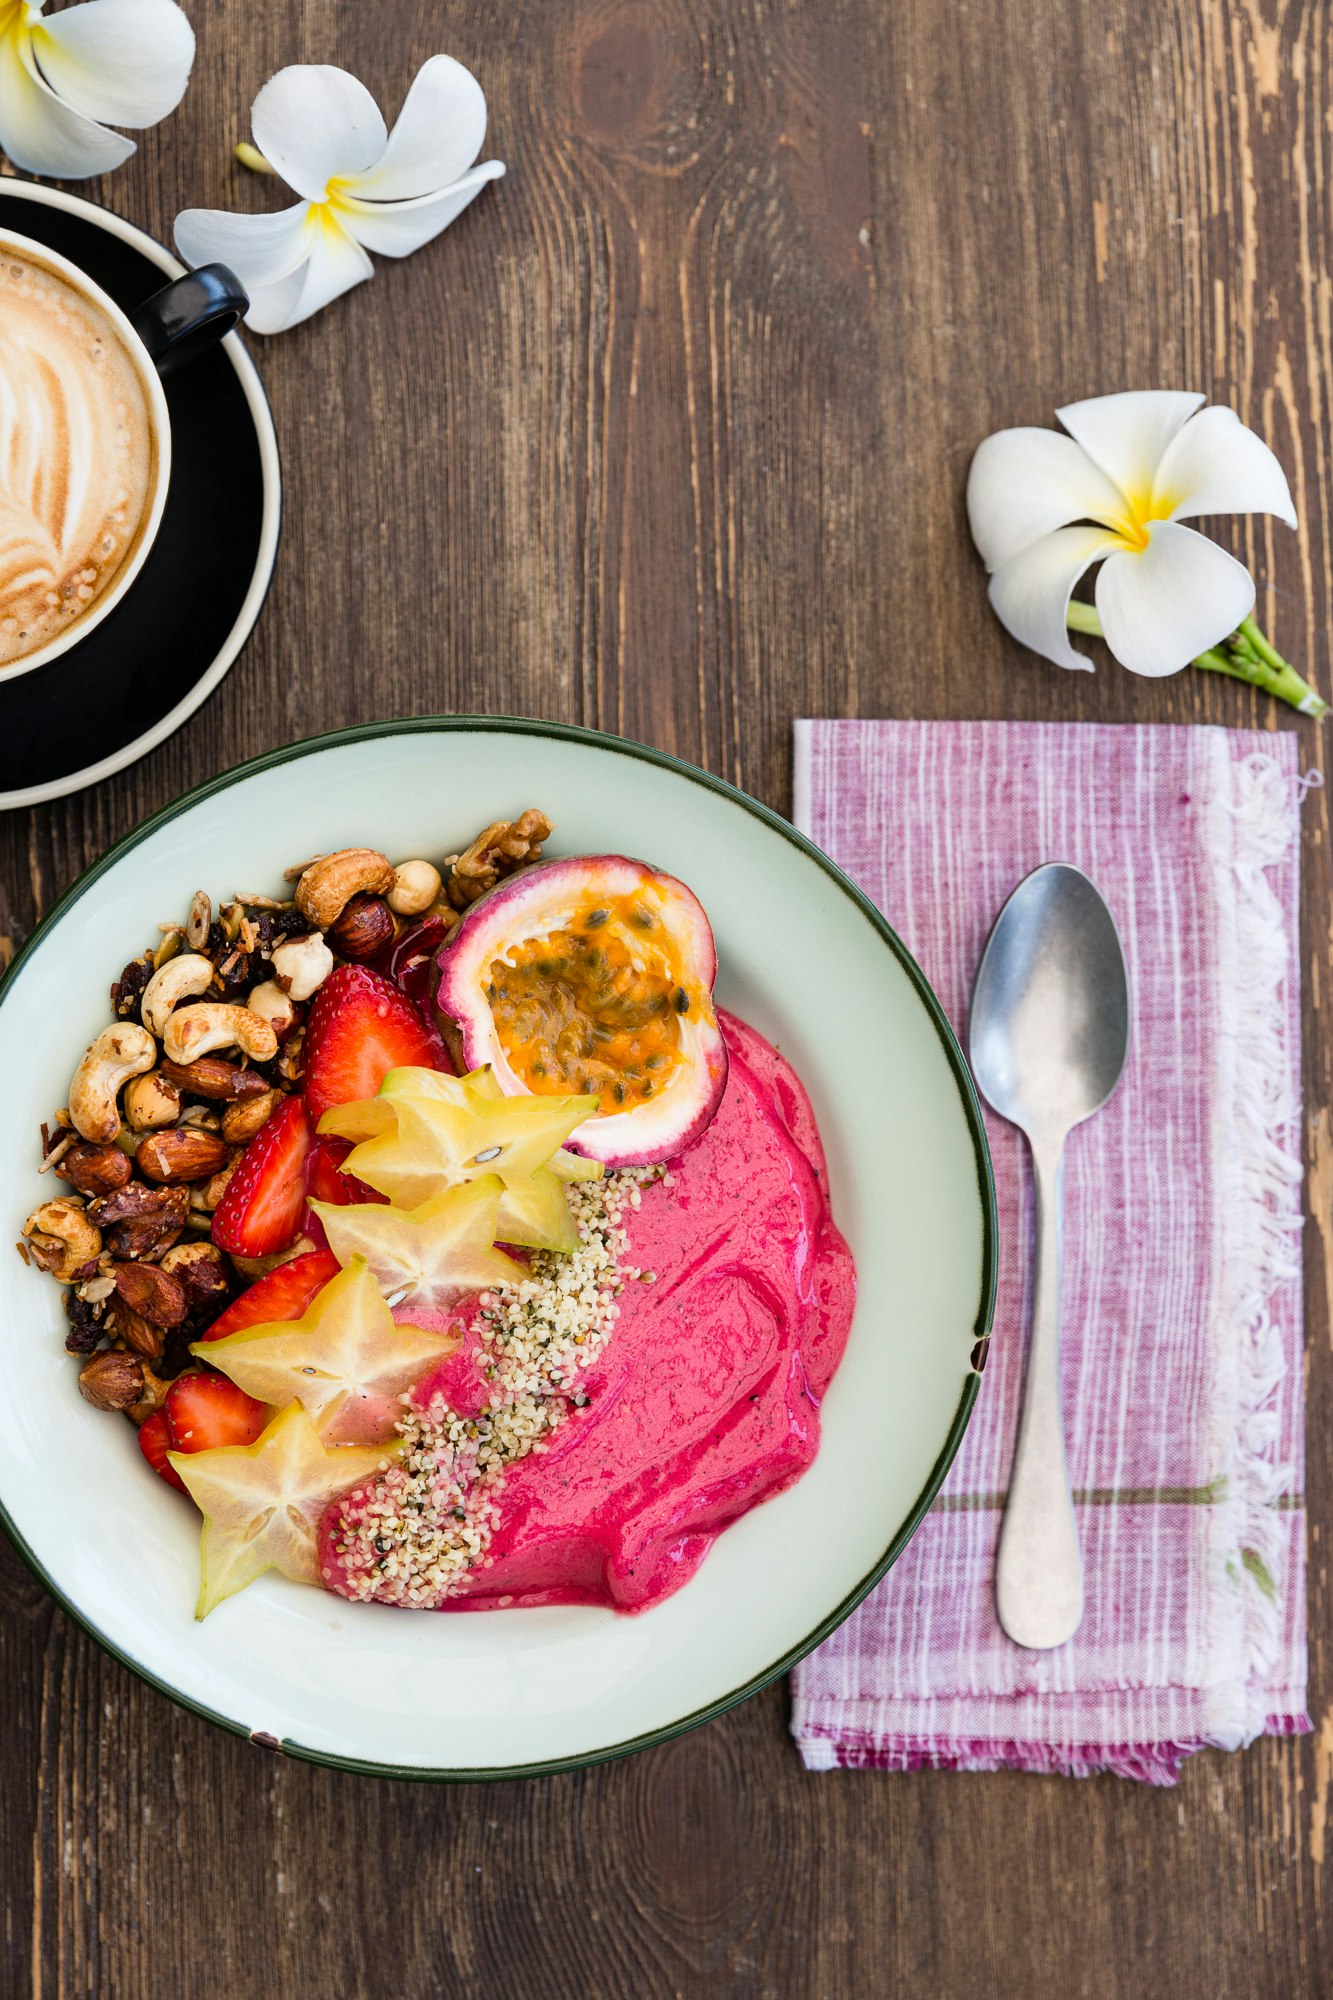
[129,263,249,377]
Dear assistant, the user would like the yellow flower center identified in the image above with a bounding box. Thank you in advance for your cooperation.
[1100,480,1181,554]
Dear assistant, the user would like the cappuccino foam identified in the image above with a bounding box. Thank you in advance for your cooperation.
[0,249,156,668]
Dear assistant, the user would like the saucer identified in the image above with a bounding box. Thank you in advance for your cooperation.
[0,181,281,809]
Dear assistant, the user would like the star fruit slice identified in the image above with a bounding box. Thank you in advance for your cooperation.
[383,1064,603,1183]
[309,1174,525,1319]
[318,1066,601,1251]
[192,1256,457,1444]
[168,1401,400,1619]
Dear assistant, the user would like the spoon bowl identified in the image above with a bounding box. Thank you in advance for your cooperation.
[971,864,1130,1142]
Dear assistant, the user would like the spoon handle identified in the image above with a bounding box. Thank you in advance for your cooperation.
[995,1135,1084,1649]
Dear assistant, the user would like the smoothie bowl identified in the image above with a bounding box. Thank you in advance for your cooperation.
[0,721,994,1777]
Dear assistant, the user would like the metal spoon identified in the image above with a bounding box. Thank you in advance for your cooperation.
[969,864,1130,1650]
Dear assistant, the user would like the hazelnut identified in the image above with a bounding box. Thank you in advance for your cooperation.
[193,1158,239,1213]
[326,894,396,961]
[222,1088,280,1145]
[78,1349,145,1412]
[388,861,443,918]
[58,1141,132,1199]
[270,934,335,1002]
[247,980,298,1039]
[124,1071,183,1132]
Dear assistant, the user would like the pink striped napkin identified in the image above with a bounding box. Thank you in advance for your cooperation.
[790,720,1310,1783]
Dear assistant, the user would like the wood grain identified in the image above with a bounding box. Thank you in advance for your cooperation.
[1,0,1330,1993]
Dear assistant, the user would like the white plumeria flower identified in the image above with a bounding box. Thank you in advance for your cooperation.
[174,58,504,336]
[0,0,193,178]
[966,391,1297,678]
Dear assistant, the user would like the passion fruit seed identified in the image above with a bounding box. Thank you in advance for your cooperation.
[486,922,683,1114]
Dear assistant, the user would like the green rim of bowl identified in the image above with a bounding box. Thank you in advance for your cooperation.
[0,716,998,1783]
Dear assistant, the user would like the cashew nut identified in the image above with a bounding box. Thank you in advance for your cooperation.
[68,1023,157,1142]
[123,1070,182,1132]
[141,952,215,1037]
[270,933,334,1002]
[247,980,298,1038]
[22,1196,102,1279]
[295,848,395,931]
[389,859,443,917]
[162,1003,278,1066]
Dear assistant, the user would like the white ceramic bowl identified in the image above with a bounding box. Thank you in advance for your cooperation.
[0,721,995,1778]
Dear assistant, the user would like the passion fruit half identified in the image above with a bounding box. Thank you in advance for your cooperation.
[433,855,728,1166]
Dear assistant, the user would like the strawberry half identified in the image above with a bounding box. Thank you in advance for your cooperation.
[200,1246,340,1342]
[212,1095,312,1257]
[165,1371,268,1453]
[303,966,448,1125]
[138,1408,187,1491]
[304,1135,386,1210]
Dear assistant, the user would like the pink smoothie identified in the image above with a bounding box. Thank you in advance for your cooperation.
[320,1012,855,1613]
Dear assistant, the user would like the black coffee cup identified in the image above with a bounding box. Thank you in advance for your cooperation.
[0,231,249,677]
[130,261,249,375]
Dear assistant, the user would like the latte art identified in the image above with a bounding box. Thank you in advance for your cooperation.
[0,252,155,669]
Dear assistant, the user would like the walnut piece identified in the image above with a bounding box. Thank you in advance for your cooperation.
[446,810,554,910]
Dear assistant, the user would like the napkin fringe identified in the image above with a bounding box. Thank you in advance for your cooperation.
[1204,748,1304,1748]
[798,1732,1206,1785]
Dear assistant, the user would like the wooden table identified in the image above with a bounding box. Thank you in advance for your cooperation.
[1,2,1329,1993]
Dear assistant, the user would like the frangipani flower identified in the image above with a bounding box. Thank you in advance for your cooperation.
[967,391,1324,714]
[174,58,504,335]
[0,0,194,179]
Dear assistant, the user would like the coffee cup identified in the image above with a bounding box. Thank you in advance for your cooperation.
[0,231,247,678]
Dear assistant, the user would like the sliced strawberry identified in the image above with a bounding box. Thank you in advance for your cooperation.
[138,1408,187,1491]
[303,966,448,1125]
[165,1370,268,1453]
[212,1096,312,1257]
[305,1135,386,1209]
[199,1246,340,1342]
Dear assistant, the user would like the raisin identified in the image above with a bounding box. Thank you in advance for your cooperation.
[110,954,154,1022]
[213,948,259,1000]
[255,908,307,954]
[63,1290,103,1355]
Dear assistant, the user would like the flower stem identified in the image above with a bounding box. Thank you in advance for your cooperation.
[1066,605,1327,718]
[234,142,274,174]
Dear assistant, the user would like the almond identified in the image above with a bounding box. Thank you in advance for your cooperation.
[77,1348,144,1412]
[110,1303,165,1360]
[135,1127,232,1184]
[160,1057,271,1102]
[58,1141,133,1198]
[112,1261,187,1328]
